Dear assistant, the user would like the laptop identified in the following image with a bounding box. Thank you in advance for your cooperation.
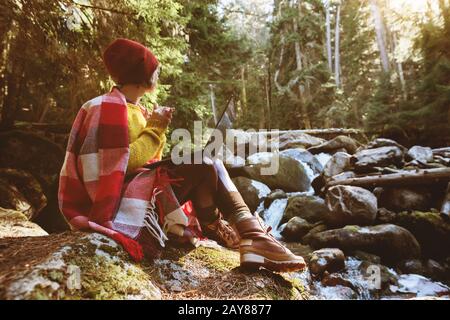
[143,95,234,170]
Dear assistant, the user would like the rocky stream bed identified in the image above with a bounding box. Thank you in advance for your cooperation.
[0,129,449,299]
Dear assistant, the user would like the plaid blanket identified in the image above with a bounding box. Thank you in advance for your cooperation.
[58,88,196,261]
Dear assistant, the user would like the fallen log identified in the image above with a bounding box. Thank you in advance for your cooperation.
[441,182,450,218]
[326,167,450,189]
[432,147,450,158]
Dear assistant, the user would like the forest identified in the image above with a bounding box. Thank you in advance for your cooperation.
[0,0,450,301]
[1,0,449,146]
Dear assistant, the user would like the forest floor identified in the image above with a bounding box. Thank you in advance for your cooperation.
[0,232,309,300]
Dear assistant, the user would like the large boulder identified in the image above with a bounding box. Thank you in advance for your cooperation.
[280,149,323,175]
[351,146,404,173]
[365,138,407,152]
[325,185,378,227]
[309,248,345,276]
[0,168,47,220]
[376,187,432,212]
[263,189,287,209]
[280,217,317,242]
[406,146,433,163]
[244,152,311,192]
[387,211,450,259]
[323,152,352,179]
[0,232,307,300]
[0,208,48,238]
[273,131,325,150]
[231,177,271,212]
[282,195,328,223]
[301,223,328,245]
[308,135,359,155]
[309,224,421,263]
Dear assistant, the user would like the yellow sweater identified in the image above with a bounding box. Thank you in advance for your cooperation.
[126,103,168,174]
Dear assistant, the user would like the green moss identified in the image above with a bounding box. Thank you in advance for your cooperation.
[24,236,159,300]
[28,285,52,300]
[183,246,240,272]
[47,270,65,283]
[344,225,360,232]
[395,211,450,258]
[63,246,157,300]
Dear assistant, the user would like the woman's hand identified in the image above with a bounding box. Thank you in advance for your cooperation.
[152,105,174,123]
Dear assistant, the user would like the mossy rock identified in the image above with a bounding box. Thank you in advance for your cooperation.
[0,232,309,300]
[393,211,450,259]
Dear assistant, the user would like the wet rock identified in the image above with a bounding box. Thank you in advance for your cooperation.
[325,185,378,227]
[274,132,325,150]
[390,211,450,259]
[280,149,323,175]
[407,146,433,163]
[376,207,396,224]
[280,217,316,242]
[424,259,447,281]
[0,208,48,238]
[365,138,407,152]
[301,223,328,245]
[323,152,352,179]
[244,153,311,192]
[351,251,381,265]
[282,195,328,223]
[0,169,47,220]
[309,248,345,276]
[231,177,270,212]
[377,187,432,212]
[397,259,427,276]
[321,273,355,290]
[329,171,356,183]
[351,146,404,173]
[308,135,359,155]
[310,224,421,263]
[263,189,287,209]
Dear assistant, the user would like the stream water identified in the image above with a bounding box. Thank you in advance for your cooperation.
[258,151,450,300]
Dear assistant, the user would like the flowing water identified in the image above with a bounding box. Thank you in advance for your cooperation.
[260,150,450,300]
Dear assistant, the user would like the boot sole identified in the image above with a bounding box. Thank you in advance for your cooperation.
[240,253,306,273]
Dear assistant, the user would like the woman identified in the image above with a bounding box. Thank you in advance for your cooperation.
[58,38,305,272]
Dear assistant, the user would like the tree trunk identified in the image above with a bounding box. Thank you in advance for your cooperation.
[334,4,341,88]
[370,0,390,73]
[240,66,247,118]
[265,67,272,130]
[294,0,311,129]
[326,167,450,189]
[392,31,407,100]
[325,1,333,73]
[209,84,218,125]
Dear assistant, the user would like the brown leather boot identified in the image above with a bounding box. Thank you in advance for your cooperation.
[202,214,240,250]
[235,215,306,272]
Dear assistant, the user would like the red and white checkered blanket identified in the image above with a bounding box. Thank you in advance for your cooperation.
[58,88,197,261]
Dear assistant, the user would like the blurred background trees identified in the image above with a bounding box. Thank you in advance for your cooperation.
[0,0,449,147]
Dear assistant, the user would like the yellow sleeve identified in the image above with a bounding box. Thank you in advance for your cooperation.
[127,115,169,174]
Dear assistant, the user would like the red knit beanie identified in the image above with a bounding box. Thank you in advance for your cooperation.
[103,38,159,85]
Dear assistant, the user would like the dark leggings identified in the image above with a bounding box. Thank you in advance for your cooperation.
[166,161,250,225]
